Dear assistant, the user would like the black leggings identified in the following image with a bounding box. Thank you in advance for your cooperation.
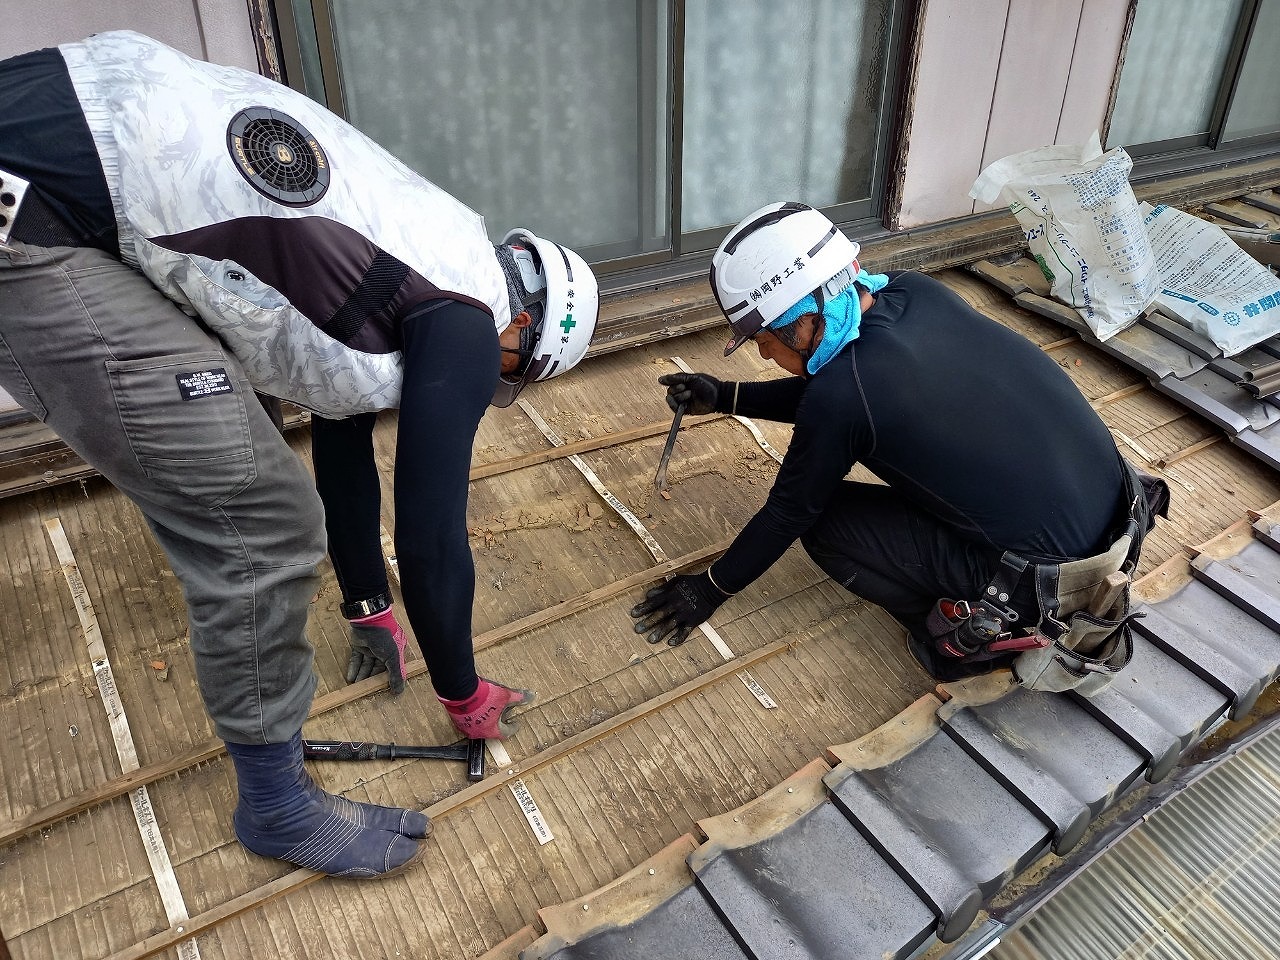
[311,301,500,699]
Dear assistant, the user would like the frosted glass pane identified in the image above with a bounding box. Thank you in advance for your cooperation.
[1109,0,1242,148]
[328,0,669,256]
[681,0,892,234]
[1223,0,1280,141]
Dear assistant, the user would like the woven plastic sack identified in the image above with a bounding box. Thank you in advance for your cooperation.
[971,132,1158,340]
[1142,202,1280,356]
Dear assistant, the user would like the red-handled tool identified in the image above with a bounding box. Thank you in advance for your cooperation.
[985,631,1052,653]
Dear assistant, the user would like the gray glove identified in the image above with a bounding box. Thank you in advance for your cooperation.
[346,608,408,695]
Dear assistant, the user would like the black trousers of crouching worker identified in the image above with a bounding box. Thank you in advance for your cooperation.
[799,480,1040,636]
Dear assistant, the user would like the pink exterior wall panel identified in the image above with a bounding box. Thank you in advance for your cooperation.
[897,0,1130,228]
[1057,0,1130,145]
[975,0,1086,214]
[897,0,1010,228]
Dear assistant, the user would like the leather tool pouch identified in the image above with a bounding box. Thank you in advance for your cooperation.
[1014,460,1167,696]
[1011,538,1140,696]
[926,459,1168,695]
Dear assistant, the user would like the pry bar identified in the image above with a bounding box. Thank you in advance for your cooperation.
[302,738,486,782]
[654,401,687,493]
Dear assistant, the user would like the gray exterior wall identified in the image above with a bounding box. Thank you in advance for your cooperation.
[1,0,257,70]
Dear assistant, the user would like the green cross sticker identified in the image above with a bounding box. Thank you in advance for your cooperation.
[560,314,576,334]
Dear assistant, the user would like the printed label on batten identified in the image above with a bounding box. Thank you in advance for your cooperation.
[510,778,554,845]
[740,671,777,709]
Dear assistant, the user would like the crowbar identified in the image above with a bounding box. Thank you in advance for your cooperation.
[654,401,687,493]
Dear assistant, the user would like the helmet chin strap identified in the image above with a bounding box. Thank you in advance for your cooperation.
[498,297,545,375]
[799,322,821,375]
[770,320,817,376]
[793,286,825,375]
[519,305,543,352]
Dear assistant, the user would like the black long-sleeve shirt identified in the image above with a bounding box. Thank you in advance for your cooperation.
[710,271,1126,594]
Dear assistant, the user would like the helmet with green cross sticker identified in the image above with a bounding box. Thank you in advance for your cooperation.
[492,227,599,408]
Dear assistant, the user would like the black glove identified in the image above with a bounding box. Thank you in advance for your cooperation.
[629,571,728,646]
[657,372,723,416]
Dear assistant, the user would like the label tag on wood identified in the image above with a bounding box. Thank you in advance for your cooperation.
[740,672,778,709]
[509,778,555,845]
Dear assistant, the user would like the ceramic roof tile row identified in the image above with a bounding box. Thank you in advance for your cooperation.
[477,519,1280,960]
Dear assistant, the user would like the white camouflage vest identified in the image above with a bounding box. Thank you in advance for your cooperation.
[60,31,509,416]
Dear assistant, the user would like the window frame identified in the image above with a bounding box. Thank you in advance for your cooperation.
[272,0,912,284]
[1111,0,1280,175]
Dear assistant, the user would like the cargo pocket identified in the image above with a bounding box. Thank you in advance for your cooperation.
[107,350,256,508]
[0,331,48,421]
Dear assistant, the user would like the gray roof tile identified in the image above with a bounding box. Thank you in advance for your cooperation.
[1133,580,1278,718]
[1071,631,1229,783]
[1086,323,1202,380]
[825,728,1050,942]
[692,799,935,960]
[938,687,1146,853]
[1151,373,1269,435]
[690,764,936,960]
[521,835,749,960]
[515,514,1280,960]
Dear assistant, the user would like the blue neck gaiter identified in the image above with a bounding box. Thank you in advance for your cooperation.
[772,267,890,375]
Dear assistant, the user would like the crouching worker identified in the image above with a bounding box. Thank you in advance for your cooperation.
[630,202,1166,694]
[0,32,596,877]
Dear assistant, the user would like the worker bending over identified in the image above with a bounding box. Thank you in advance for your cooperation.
[0,32,597,878]
[632,202,1165,693]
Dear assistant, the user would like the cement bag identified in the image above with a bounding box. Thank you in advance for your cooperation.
[970,132,1158,340]
[1141,202,1280,355]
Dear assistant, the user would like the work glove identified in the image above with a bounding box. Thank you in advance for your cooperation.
[657,372,723,416]
[346,606,409,695]
[629,571,729,646]
[439,677,535,740]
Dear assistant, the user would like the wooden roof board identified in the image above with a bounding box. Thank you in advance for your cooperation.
[0,802,167,957]
[97,595,910,960]
[36,485,211,760]
[4,266,1280,959]
[1198,195,1280,231]
[1104,404,1219,464]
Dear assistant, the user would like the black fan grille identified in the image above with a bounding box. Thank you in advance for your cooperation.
[227,107,330,206]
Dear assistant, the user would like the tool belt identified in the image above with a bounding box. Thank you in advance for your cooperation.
[924,460,1168,696]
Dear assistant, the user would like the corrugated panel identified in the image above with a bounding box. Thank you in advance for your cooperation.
[994,725,1280,960]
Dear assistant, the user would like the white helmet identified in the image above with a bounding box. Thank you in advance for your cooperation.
[711,202,860,356]
[493,227,600,408]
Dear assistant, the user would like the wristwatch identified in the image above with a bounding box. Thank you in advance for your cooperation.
[341,592,392,620]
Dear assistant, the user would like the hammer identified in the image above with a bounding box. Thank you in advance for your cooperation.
[302,738,486,782]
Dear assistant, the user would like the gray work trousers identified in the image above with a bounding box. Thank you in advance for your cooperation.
[0,241,325,744]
